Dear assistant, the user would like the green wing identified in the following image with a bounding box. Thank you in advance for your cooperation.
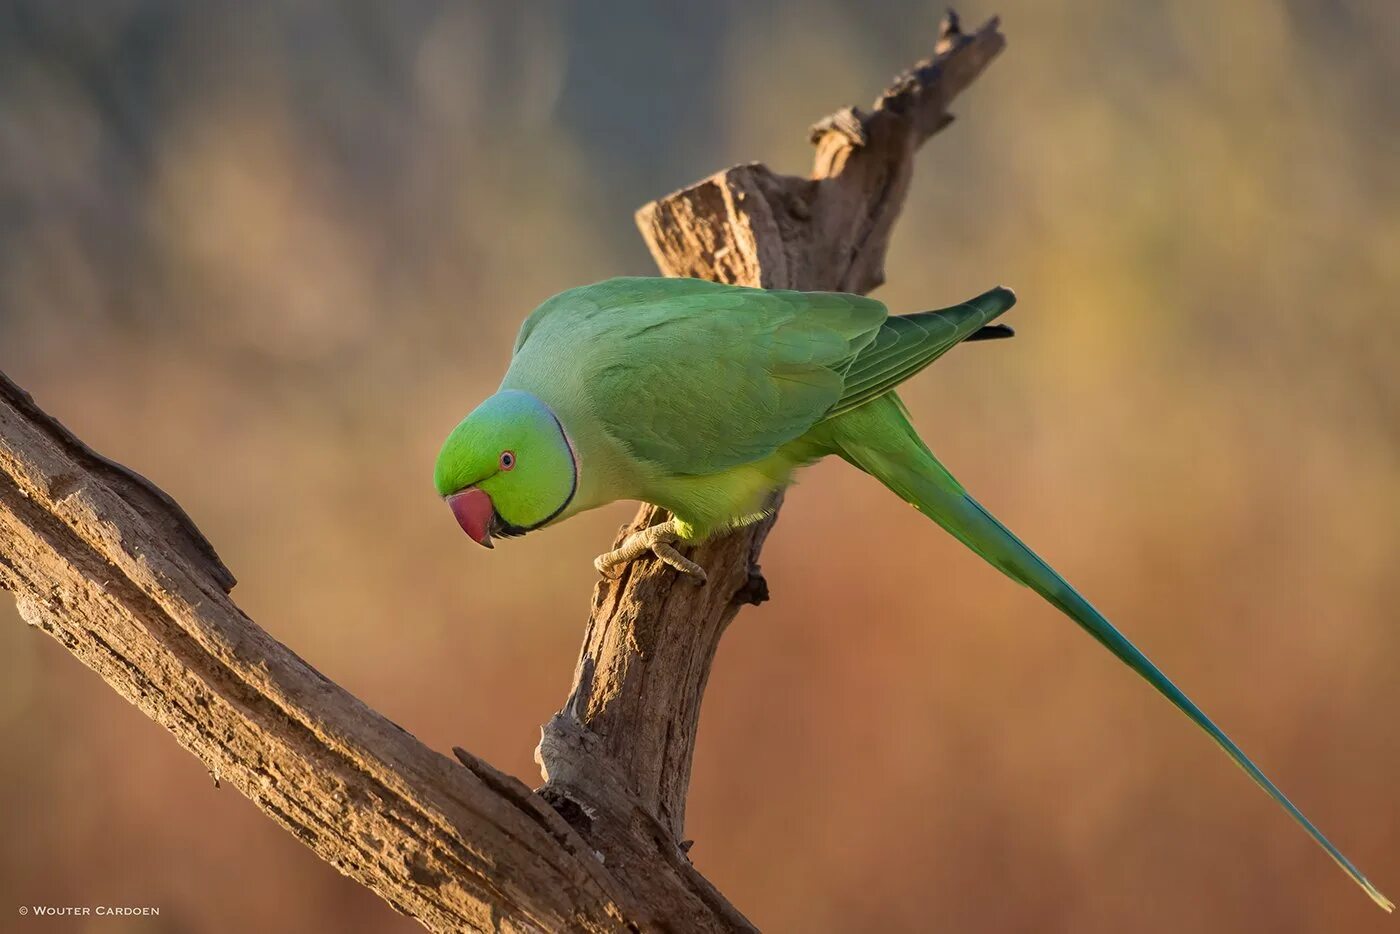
[827,286,1016,419]
[511,278,1013,476]
[526,277,888,475]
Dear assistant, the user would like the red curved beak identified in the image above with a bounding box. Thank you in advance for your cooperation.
[446,487,495,549]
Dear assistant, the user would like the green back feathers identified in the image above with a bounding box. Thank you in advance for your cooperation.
[507,277,1013,477]
[511,278,885,475]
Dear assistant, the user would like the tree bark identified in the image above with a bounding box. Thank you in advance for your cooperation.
[0,12,1004,932]
[537,11,1006,845]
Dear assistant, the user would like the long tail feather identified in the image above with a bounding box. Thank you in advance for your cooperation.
[833,397,1392,911]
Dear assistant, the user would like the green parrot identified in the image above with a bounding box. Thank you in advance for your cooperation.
[433,276,1390,910]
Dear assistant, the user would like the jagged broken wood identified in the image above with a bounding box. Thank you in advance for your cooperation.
[0,13,1004,933]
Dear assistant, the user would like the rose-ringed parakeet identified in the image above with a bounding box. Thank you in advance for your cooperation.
[433,276,1390,910]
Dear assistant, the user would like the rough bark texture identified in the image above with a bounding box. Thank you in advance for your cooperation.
[0,13,1004,933]
[538,11,1006,845]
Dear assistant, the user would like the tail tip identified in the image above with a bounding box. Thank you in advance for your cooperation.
[1359,878,1394,912]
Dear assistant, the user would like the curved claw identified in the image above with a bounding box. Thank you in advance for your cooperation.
[652,542,708,584]
[593,554,625,579]
[593,522,709,585]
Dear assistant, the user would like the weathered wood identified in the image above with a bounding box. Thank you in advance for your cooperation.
[0,12,1005,932]
[539,11,1006,845]
[0,373,658,932]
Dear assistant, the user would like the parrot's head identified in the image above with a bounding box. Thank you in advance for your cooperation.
[433,390,577,548]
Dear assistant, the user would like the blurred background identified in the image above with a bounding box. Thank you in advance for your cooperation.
[1,1,1397,931]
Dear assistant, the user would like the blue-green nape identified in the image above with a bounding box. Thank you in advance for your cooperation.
[433,389,576,537]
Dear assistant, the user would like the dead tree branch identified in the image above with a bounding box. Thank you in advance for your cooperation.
[538,10,1006,845]
[0,13,1004,932]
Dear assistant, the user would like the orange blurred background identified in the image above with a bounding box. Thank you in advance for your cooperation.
[2,2,1397,932]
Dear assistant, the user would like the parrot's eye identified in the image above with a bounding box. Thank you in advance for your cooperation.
[499,450,516,471]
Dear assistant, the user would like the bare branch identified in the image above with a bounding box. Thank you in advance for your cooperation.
[542,10,1006,845]
[0,372,734,932]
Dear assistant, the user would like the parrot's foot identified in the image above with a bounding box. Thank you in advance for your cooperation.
[594,523,708,584]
